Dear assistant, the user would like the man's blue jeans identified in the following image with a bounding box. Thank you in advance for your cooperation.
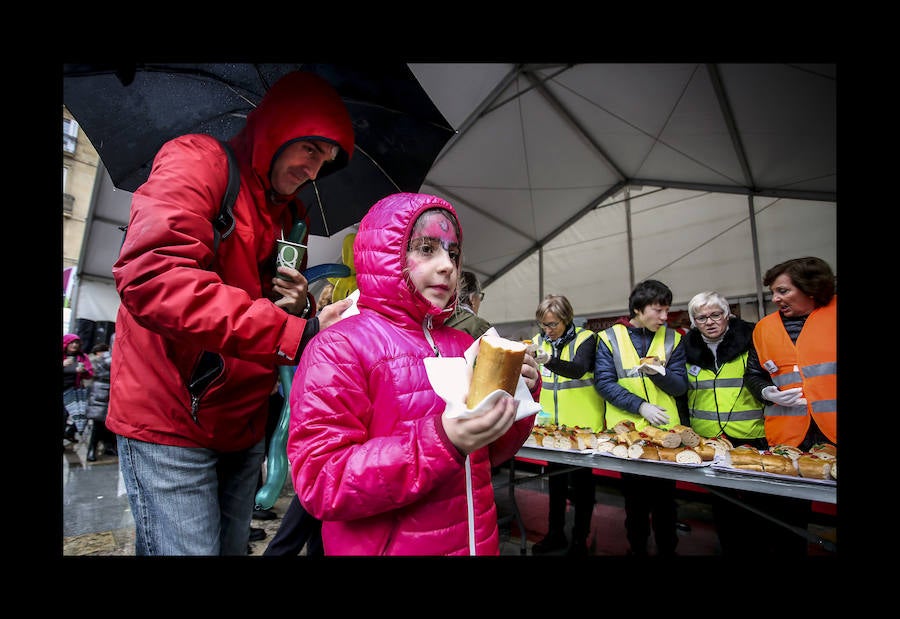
[117,435,266,556]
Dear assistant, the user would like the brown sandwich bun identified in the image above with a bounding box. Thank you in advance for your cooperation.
[728,448,762,467]
[465,335,526,408]
[692,444,716,461]
[639,356,661,366]
[657,446,686,462]
[761,453,798,476]
[798,454,832,480]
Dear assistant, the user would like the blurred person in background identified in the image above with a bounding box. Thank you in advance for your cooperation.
[62,333,93,445]
[445,270,492,339]
[85,343,117,462]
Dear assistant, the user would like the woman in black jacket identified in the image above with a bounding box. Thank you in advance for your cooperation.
[85,344,117,462]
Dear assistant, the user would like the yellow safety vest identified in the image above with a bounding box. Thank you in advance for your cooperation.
[686,352,765,439]
[598,323,679,431]
[534,327,606,431]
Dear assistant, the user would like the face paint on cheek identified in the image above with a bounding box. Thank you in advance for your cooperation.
[404,254,425,272]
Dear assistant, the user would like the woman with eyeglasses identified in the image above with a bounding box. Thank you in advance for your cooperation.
[741,256,837,557]
[677,290,769,555]
[529,294,606,556]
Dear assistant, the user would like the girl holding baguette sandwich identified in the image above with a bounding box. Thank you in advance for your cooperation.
[287,193,541,556]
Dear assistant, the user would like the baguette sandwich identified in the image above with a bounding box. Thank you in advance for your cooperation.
[727,446,764,471]
[760,453,798,476]
[466,335,526,408]
[640,425,682,448]
[798,454,832,480]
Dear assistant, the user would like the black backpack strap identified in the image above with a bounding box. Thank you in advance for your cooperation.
[212,140,240,251]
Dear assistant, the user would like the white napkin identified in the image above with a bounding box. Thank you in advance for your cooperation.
[636,361,666,376]
[424,327,542,422]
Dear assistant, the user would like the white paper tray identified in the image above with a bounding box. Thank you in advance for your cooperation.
[709,463,836,486]
[593,451,712,468]
[526,444,594,455]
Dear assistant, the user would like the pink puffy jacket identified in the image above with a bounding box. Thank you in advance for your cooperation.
[287,193,538,555]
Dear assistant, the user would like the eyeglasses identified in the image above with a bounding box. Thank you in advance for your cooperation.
[694,311,725,324]
[540,321,560,329]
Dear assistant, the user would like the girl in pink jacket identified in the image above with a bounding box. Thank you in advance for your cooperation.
[287,192,540,555]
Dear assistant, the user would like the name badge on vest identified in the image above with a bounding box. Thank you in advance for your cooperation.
[688,364,701,377]
[763,359,778,375]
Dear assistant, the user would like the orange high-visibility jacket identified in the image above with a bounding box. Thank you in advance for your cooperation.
[752,296,836,446]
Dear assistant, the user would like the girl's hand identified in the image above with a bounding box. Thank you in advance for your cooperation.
[442,394,517,455]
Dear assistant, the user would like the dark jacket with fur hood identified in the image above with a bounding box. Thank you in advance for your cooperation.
[681,317,756,370]
[676,317,756,425]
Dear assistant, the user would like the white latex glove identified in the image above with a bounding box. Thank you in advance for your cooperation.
[534,349,551,365]
[762,386,807,406]
[638,363,659,376]
[638,402,670,426]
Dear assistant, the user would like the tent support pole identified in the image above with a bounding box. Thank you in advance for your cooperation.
[748,194,765,320]
[625,187,634,290]
[538,248,544,303]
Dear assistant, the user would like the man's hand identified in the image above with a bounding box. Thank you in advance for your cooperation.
[272,268,309,314]
[316,298,353,331]
[442,393,517,455]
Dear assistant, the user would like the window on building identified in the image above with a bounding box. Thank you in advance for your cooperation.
[63,166,73,215]
[63,117,79,154]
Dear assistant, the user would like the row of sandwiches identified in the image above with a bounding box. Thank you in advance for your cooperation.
[524,420,837,479]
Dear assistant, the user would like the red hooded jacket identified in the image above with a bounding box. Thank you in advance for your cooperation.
[106,72,354,451]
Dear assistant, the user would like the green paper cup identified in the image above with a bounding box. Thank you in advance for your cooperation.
[275,239,306,280]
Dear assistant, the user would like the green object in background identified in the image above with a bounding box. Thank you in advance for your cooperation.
[287,220,306,244]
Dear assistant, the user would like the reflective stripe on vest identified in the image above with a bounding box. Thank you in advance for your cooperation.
[598,324,679,431]
[535,327,606,431]
[752,296,837,446]
[686,352,765,440]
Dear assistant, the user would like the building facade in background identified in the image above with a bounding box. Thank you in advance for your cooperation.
[62,106,101,332]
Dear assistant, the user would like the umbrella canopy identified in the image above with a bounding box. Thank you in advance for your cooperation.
[62,63,455,236]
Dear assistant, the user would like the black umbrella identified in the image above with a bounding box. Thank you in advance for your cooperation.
[62,63,455,237]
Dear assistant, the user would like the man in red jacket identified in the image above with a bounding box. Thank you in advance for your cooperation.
[107,71,354,555]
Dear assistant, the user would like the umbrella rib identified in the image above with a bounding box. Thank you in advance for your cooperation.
[309,144,400,239]
[355,145,402,192]
[311,181,330,238]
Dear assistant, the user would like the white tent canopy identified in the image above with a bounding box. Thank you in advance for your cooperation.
[70,63,836,332]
